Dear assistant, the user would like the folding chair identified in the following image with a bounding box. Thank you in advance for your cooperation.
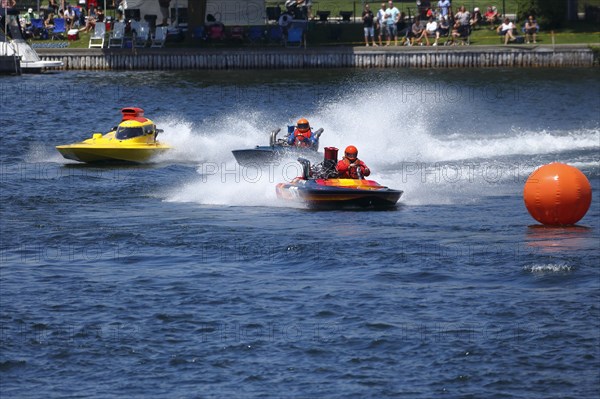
[108,21,125,48]
[230,26,245,42]
[192,26,206,41]
[459,25,472,45]
[29,18,45,39]
[88,21,105,48]
[207,23,225,41]
[51,18,66,40]
[285,26,305,48]
[133,21,150,47]
[247,26,264,44]
[268,26,283,45]
[150,26,167,48]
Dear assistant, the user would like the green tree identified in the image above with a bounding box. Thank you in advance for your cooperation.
[516,0,568,28]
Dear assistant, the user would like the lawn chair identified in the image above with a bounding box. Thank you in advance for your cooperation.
[88,21,106,48]
[449,24,471,45]
[230,26,245,42]
[28,18,45,39]
[150,26,167,48]
[268,26,283,45]
[207,23,225,41]
[108,21,125,48]
[133,21,150,47]
[286,26,305,48]
[247,26,264,44]
[51,18,66,40]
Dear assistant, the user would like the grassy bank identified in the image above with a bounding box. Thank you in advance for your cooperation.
[47,19,598,49]
[269,0,600,19]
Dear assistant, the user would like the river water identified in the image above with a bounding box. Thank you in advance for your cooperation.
[1,68,599,398]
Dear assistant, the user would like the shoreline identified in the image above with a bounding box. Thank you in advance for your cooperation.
[36,44,598,70]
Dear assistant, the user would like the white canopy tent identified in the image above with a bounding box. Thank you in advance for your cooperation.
[76,1,266,26]
[120,0,189,20]
[205,0,266,25]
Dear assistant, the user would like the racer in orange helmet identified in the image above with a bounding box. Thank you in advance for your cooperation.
[337,145,370,179]
[288,118,314,147]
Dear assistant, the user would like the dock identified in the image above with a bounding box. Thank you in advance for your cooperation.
[35,44,597,70]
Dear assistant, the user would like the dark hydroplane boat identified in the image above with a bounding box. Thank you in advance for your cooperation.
[232,126,324,166]
[276,147,403,209]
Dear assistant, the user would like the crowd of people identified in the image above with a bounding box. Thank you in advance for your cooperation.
[7,0,180,40]
[362,1,536,47]
[8,1,111,37]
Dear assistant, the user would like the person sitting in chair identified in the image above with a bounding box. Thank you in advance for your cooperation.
[497,17,516,45]
[287,118,316,147]
[64,5,76,31]
[524,15,538,44]
[337,145,371,179]
[285,0,312,20]
[79,7,97,33]
[484,6,499,29]
[470,7,482,29]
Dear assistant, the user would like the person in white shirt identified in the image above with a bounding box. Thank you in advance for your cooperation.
[376,2,387,46]
[64,5,76,30]
[437,0,450,17]
[425,15,438,45]
[497,17,516,45]
[384,1,400,46]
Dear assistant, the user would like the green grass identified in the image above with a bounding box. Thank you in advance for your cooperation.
[267,0,600,17]
[33,23,599,49]
[304,0,522,16]
[30,2,599,49]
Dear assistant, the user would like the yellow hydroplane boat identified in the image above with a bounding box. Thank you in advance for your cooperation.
[56,107,171,163]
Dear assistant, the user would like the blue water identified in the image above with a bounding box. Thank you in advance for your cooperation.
[1,68,599,398]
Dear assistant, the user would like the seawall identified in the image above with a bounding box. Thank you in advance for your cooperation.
[36,44,597,70]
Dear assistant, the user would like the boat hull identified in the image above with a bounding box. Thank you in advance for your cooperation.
[276,178,403,208]
[56,144,170,163]
[232,146,322,166]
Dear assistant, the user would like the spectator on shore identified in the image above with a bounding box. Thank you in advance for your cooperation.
[362,3,377,46]
[524,15,538,44]
[1,0,16,17]
[44,11,55,29]
[416,0,431,19]
[376,2,387,46]
[384,0,400,46]
[158,0,170,26]
[64,5,76,30]
[96,7,104,22]
[435,14,450,45]
[437,0,450,18]
[87,0,98,12]
[484,6,499,29]
[408,16,425,46]
[47,0,58,15]
[285,0,312,20]
[424,15,437,45]
[455,5,470,27]
[397,11,410,44]
[445,5,469,44]
[79,6,96,33]
[22,7,36,27]
[497,17,516,45]
[470,7,482,29]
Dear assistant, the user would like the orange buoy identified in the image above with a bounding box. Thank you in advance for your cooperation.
[523,163,592,226]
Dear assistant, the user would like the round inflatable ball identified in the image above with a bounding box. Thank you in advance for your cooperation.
[523,163,592,226]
